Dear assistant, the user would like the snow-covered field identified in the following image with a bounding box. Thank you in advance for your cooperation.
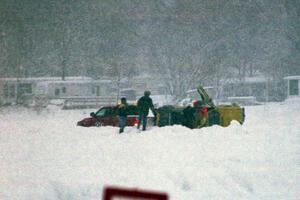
[0,102,300,200]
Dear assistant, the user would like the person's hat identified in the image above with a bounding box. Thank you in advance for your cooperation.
[144,90,151,96]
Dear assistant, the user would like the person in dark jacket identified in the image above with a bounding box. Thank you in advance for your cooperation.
[137,90,155,131]
[117,97,128,134]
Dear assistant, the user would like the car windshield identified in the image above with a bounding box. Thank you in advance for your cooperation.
[95,107,116,117]
[95,108,106,117]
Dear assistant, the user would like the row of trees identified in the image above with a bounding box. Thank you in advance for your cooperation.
[0,0,299,99]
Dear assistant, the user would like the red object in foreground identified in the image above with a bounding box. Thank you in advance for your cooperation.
[102,186,169,200]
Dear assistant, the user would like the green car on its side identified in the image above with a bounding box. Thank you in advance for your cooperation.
[155,86,245,129]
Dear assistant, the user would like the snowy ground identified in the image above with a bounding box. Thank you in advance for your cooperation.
[0,102,300,200]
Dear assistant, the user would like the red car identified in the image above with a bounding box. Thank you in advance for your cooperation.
[77,105,155,127]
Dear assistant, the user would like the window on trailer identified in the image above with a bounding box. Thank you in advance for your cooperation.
[55,88,60,96]
[62,87,66,93]
[18,83,32,94]
[96,86,100,96]
[93,86,101,96]
[3,84,9,98]
[289,80,299,96]
[4,84,16,98]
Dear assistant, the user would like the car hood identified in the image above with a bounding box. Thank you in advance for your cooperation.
[77,117,94,124]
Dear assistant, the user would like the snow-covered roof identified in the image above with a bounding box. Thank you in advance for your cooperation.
[41,79,112,84]
[120,88,135,91]
[223,76,267,84]
[0,76,93,82]
[186,89,197,93]
[0,76,114,84]
[186,86,213,94]
[284,76,300,80]
[244,76,267,83]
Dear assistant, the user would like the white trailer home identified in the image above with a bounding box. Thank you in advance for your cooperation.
[0,76,117,108]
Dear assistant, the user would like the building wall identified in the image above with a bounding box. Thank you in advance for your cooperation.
[42,82,93,98]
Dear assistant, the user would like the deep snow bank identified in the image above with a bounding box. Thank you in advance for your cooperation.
[0,102,299,200]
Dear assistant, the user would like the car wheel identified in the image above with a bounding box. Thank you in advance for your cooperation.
[95,121,102,127]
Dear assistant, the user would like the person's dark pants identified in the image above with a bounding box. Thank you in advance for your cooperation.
[118,116,127,133]
[138,114,148,131]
